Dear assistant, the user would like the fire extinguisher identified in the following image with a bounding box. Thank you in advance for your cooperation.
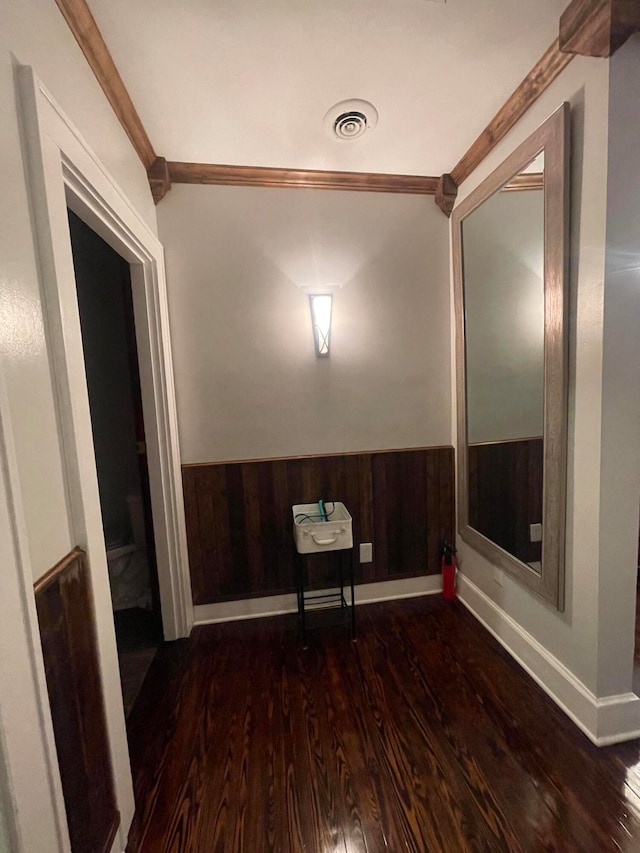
[442,543,457,600]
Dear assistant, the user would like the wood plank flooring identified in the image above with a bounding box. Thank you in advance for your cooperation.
[126,597,640,852]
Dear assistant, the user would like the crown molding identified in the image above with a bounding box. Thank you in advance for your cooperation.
[52,1,630,216]
[53,0,156,170]
[167,161,439,194]
[450,40,573,191]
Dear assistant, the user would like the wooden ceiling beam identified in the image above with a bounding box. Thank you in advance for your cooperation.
[54,0,156,170]
[167,162,440,195]
[560,0,640,58]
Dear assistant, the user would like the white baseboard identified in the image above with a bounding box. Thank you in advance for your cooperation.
[193,574,442,626]
[457,572,640,746]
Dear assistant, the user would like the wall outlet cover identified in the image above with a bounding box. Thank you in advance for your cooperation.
[360,542,373,563]
[530,522,542,543]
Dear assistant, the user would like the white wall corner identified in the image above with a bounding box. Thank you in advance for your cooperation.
[457,572,640,746]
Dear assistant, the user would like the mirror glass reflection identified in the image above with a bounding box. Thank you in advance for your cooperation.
[461,151,545,572]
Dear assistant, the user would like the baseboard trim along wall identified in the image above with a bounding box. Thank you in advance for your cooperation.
[457,572,640,746]
[193,574,443,625]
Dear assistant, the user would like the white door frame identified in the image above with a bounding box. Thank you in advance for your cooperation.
[15,64,193,849]
[18,65,193,638]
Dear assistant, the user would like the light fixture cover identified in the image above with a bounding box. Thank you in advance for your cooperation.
[309,294,332,357]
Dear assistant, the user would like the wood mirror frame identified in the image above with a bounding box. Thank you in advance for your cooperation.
[452,102,569,610]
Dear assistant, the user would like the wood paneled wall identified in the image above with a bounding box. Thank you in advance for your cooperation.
[182,447,455,605]
[468,438,543,565]
[35,548,119,853]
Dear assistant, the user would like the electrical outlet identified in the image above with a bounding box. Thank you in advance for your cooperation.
[530,523,542,543]
[360,542,373,563]
[493,567,504,586]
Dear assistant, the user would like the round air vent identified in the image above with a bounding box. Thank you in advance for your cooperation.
[323,99,378,142]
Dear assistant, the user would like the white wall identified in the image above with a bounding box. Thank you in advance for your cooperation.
[463,188,545,443]
[453,55,611,697]
[0,0,157,848]
[597,33,640,696]
[158,184,451,463]
[451,44,640,737]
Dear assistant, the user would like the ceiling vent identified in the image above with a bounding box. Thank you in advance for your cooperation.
[324,99,378,142]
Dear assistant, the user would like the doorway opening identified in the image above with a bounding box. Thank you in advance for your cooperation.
[68,210,162,716]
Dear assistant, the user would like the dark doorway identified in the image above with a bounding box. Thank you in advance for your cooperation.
[68,210,162,716]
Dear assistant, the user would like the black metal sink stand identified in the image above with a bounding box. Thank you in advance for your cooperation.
[295,547,356,648]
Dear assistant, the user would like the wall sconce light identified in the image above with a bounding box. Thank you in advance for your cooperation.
[309,294,332,358]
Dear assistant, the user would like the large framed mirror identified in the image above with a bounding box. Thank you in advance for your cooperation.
[452,102,569,610]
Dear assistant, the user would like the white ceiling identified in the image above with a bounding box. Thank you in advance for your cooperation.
[87,0,568,176]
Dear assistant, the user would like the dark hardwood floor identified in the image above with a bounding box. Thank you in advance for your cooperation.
[126,597,640,852]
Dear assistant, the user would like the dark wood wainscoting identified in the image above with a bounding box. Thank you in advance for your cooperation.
[182,447,455,605]
[35,548,119,853]
[468,438,543,565]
